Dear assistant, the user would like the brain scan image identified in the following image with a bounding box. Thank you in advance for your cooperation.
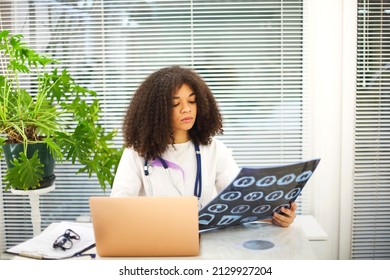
[199,158,320,231]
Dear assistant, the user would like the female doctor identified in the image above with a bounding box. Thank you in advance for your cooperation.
[111,65,297,228]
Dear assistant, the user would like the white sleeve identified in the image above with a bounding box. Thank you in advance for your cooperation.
[214,139,240,194]
[110,148,144,197]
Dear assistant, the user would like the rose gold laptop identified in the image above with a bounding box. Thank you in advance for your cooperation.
[89,196,200,257]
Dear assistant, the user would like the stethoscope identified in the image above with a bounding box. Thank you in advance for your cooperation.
[143,143,202,201]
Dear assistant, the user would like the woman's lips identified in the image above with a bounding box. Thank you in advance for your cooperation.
[181,117,193,123]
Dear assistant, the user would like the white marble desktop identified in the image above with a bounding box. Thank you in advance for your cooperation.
[95,220,317,260]
[196,221,317,260]
[11,219,317,260]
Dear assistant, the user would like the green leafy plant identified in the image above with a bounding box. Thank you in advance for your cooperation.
[0,29,122,191]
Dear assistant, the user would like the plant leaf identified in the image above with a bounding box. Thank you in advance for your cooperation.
[43,137,63,161]
[4,151,44,191]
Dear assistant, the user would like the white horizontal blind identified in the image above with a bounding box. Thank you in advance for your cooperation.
[354,0,390,259]
[0,0,310,250]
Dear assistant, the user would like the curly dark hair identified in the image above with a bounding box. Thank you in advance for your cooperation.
[123,65,223,160]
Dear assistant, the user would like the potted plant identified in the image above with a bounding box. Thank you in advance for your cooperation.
[0,29,122,191]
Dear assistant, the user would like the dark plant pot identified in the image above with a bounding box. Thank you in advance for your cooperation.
[3,142,56,189]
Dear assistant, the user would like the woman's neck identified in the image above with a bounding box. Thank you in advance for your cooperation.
[173,131,190,144]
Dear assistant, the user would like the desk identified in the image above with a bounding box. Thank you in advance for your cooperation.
[12,219,317,260]
[198,222,316,259]
[95,221,317,260]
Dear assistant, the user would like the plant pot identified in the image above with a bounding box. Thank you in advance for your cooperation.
[3,142,56,189]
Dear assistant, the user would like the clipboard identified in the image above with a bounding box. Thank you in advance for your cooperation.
[6,221,96,259]
[199,158,321,232]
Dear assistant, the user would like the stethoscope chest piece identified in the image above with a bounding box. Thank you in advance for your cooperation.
[144,163,154,175]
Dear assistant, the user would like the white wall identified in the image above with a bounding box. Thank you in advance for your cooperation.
[339,0,358,260]
[307,0,357,259]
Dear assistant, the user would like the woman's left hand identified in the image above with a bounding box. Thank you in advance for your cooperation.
[271,202,297,228]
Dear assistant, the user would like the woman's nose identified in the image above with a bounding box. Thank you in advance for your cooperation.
[180,102,191,113]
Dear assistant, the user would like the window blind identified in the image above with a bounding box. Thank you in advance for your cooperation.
[0,0,310,250]
[355,0,390,259]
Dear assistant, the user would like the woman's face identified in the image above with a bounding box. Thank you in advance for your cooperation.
[171,83,197,142]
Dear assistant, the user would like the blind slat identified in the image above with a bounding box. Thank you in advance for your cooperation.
[354,0,390,259]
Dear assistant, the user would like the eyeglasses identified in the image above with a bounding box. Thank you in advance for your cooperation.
[53,229,80,251]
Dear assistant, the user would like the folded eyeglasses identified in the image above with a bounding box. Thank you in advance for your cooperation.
[53,229,80,251]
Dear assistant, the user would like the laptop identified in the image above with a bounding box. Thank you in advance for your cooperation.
[89,196,200,257]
